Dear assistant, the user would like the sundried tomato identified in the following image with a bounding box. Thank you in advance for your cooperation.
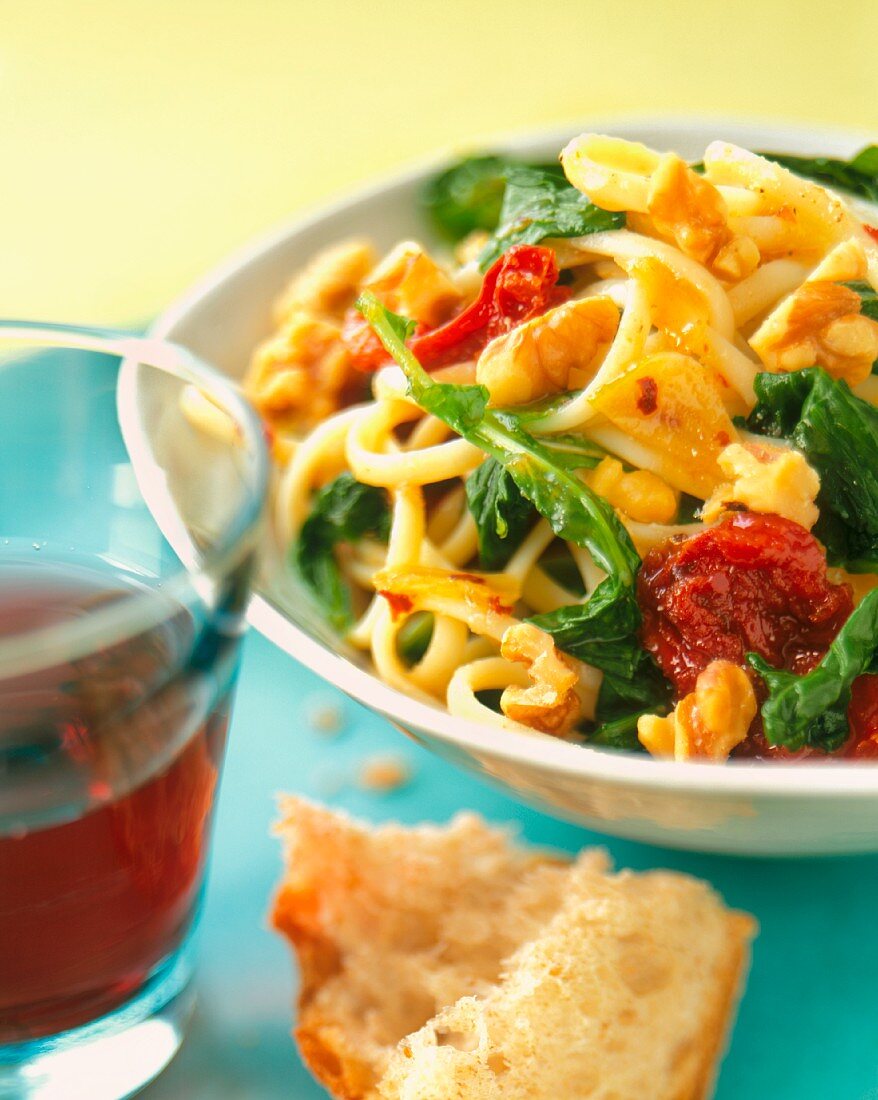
[846,674,878,757]
[732,716,815,760]
[638,513,853,698]
[340,310,420,373]
[344,244,569,372]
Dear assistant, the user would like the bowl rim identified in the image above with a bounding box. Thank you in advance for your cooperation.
[139,115,878,798]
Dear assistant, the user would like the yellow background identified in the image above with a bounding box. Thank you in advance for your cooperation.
[2,0,876,325]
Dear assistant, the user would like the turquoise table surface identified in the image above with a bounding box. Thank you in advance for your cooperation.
[143,628,878,1100]
[6,347,875,1099]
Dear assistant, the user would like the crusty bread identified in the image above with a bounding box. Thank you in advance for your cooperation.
[272,797,755,1100]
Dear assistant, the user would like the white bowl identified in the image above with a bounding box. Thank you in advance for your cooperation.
[120,119,878,856]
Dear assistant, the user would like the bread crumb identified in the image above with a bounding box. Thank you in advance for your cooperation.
[306,697,345,736]
[358,754,411,792]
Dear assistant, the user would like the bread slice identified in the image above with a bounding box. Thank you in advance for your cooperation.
[272,797,755,1100]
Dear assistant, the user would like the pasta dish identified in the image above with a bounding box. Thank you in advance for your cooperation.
[206,134,878,761]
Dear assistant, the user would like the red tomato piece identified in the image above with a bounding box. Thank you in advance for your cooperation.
[732,717,815,760]
[344,244,569,372]
[340,310,419,373]
[846,674,878,757]
[638,513,853,698]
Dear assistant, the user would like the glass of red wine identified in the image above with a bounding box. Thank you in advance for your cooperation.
[0,326,268,1098]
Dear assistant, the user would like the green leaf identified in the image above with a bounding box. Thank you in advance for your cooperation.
[421,155,510,243]
[479,166,625,270]
[479,412,640,583]
[466,459,538,571]
[383,307,418,342]
[530,576,672,749]
[537,433,605,471]
[538,544,587,596]
[748,589,878,750]
[756,147,878,204]
[294,473,391,632]
[529,577,642,677]
[587,710,658,752]
[421,154,564,243]
[509,391,583,423]
[676,493,703,525]
[357,292,640,585]
[746,369,815,437]
[594,660,672,722]
[418,380,491,437]
[586,712,644,751]
[852,146,878,178]
[747,368,878,572]
[396,612,434,665]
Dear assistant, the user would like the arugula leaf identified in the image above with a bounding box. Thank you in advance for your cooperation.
[747,368,878,572]
[294,473,391,632]
[748,589,878,751]
[425,146,878,249]
[479,412,640,583]
[746,369,814,437]
[756,147,878,204]
[594,658,672,721]
[587,710,657,752]
[529,576,642,677]
[384,309,418,342]
[676,493,703,525]
[466,438,604,571]
[397,612,434,665]
[358,292,640,585]
[538,544,587,596]
[587,712,643,751]
[421,154,564,243]
[537,433,605,470]
[466,459,538,570]
[508,391,582,423]
[693,146,878,204]
[476,687,505,713]
[421,155,510,243]
[478,166,625,270]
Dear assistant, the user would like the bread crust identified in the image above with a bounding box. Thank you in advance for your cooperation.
[273,884,378,1099]
[686,912,755,1100]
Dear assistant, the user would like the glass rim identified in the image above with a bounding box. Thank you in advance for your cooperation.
[0,322,269,678]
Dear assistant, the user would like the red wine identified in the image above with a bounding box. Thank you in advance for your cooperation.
[0,560,236,1043]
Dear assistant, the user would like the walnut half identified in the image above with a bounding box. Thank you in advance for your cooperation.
[638,661,757,761]
[499,623,581,736]
[702,442,820,530]
[750,240,878,386]
[476,297,619,406]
